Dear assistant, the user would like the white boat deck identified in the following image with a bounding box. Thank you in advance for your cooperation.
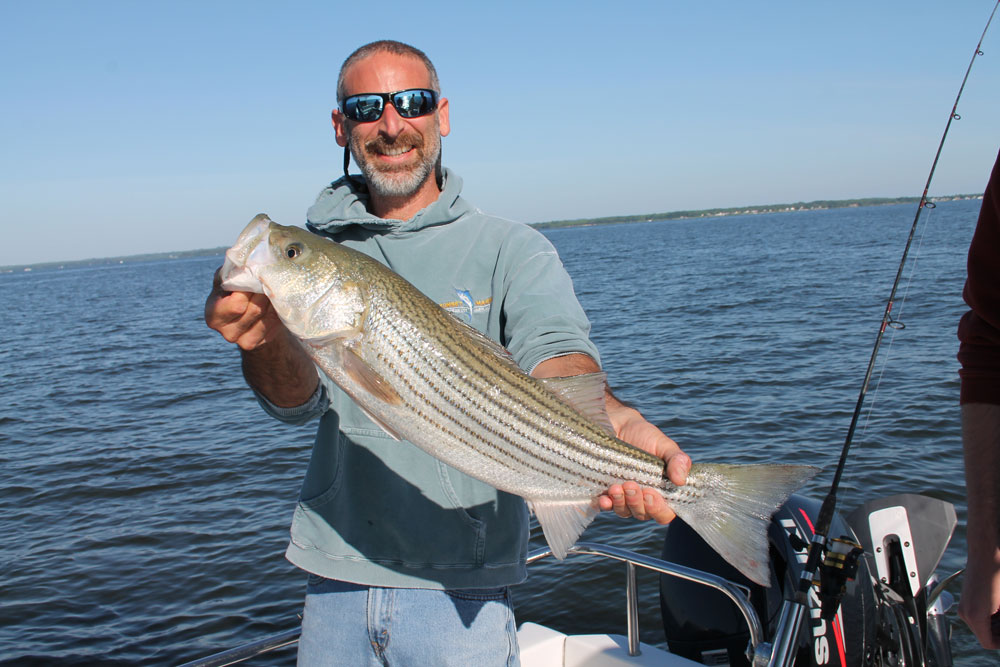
[518,622,703,667]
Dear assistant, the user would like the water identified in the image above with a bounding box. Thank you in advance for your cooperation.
[0,200,988,665]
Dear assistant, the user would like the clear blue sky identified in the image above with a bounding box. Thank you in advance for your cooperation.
[3,1,999,266]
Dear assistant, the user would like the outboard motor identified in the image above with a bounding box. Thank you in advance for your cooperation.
[659,493,956,666]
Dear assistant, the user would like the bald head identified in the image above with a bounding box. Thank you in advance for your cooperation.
[336,40,440,104]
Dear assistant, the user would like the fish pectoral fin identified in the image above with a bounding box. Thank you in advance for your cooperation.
[527,499,600,560]
[357,405,403,441]
[539,373,615,436]
[303,326,361,346]
[343,346,404,407]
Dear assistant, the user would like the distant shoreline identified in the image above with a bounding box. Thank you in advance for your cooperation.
[530,194,982,230]
[2,194,982,273]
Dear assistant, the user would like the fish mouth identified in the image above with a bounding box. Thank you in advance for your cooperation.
[220,214,272,293]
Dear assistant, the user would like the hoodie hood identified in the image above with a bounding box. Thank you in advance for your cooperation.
[306,167,473,235]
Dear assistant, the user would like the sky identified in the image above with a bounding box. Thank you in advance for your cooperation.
[3,1,999,267]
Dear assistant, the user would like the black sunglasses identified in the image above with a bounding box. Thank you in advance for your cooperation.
[341,88,438,123]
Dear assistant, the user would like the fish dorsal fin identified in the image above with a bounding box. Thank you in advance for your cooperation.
[528,499,600,559]
[450,315,520,368]
[540,373,614,435]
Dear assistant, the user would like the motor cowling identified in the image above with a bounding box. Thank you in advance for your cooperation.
[659,494,879,666]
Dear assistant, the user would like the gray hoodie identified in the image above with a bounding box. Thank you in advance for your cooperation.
[263,169,599,589]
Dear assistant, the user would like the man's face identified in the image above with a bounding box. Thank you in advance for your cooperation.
[334,52,450,199]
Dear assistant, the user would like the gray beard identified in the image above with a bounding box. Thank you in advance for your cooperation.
[350,132,441,199]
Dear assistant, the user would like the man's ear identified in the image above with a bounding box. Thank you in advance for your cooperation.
[437,97,450,137]
[332,109,349,147]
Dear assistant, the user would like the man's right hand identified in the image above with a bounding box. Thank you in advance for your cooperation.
[205,268,319,407]
[205,268,284,350]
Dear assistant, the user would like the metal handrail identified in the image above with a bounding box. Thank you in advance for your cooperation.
[179,541,767,666]
[177,628,300,667]
[539,542,765,659]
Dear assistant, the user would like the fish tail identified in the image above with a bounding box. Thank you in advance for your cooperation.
[669,463,819,587]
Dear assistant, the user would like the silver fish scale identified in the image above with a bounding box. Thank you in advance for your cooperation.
[353,274,670,501]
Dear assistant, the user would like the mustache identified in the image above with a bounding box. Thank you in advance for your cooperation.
[364,132,423,156]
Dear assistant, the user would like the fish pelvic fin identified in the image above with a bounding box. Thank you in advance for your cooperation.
[527,499,600,560]
[670,463,820,587]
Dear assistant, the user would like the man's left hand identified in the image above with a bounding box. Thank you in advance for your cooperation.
[599,400,690,524]
[531,354,691,524]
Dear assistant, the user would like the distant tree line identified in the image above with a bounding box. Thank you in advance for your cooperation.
[530,194,981,230]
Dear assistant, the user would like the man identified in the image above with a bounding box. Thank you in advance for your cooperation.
[957,148,1000,650]
[205,40,690,665]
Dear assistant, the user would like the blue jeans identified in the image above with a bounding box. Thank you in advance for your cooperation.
[297,577,521,666]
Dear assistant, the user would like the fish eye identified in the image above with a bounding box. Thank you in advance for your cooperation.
[285,243,304,259]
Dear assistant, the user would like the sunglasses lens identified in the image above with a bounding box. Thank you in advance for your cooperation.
[345,94,385,122]
[392,90,436,118]
[343,90,437,122]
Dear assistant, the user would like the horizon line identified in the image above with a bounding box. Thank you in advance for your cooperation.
[2,193,984,272]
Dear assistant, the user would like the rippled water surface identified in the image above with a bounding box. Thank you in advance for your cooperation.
[0,200,989,664]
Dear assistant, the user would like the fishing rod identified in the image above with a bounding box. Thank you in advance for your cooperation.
[768,3,999,665]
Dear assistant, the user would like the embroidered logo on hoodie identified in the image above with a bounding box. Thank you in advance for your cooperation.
[440,289,491,322]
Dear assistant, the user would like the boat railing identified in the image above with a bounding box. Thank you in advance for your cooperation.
[178,541,766,667]
[542,541,765,660]
[178,629,300,667]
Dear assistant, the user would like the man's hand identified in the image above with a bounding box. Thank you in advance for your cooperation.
[204,267,319,408]
[532,354,691,524]
[599,398,690,524]
[205,268,283,350]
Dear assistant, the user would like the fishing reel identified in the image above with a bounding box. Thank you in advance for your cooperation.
[815,536,865,620]
[782,528,865,620]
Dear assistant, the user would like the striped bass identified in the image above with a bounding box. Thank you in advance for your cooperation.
[220,214,819,586]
